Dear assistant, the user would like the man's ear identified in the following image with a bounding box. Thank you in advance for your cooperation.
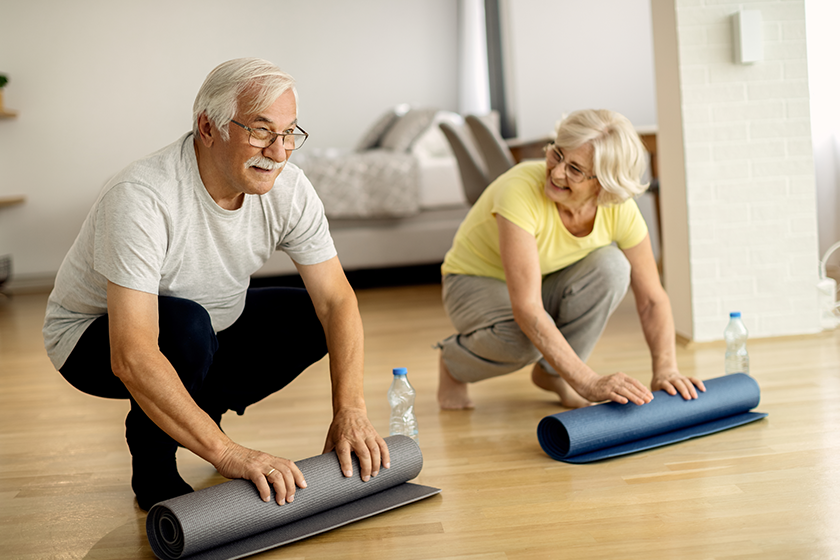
[196,113,216,148]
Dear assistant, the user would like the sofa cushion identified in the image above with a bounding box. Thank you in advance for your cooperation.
[354,104,410,152]
[379,108,438,153]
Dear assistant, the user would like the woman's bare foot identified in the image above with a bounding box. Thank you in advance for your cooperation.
[531,363,593,408]
[438,356,474,410]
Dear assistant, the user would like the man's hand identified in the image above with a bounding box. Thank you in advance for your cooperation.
[214,441,306,505]
[576,371,654,405]
[323,407,390,482]
[652,369,706,400]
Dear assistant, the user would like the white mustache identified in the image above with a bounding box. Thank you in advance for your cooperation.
[246,155,285,171]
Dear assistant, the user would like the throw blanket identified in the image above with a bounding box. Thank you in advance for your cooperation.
[292,148,420,219]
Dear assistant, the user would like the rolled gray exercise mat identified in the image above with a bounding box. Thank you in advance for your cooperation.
[538,373,767,463]
[147,435,439,560]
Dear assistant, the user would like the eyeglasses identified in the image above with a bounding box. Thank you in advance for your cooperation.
[229,120,309,150]
[545,142,596,183]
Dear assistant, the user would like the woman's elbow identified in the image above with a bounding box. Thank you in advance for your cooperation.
[511,303,543,333]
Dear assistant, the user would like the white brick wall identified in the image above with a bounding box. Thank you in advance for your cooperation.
[656,0,821,342]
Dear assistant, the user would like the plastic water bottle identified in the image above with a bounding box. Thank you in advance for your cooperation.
[724,312,750,375]
[388,367,418,442]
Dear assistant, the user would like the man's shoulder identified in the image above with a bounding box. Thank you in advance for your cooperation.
[103,133,196,199]
[275,160,307,188]
[260,161,313,204]
[120,133,193,181]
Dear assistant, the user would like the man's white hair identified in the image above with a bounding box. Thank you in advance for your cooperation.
[192,58,297,141]
[554,109,649,206]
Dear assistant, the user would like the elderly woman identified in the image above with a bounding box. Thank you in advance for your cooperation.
[437,109,705,410]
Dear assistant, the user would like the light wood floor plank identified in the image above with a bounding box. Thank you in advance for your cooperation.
[1,285,839,559]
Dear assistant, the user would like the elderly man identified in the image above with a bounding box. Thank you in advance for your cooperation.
[43,58,389,510]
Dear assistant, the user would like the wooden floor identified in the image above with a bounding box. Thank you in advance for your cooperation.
[1,284,839,559]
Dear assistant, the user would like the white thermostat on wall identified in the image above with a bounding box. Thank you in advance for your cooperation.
[732,9,763,65]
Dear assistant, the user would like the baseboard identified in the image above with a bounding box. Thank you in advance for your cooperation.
[2,273,55,295]
[677,328,835,349]
[251,262,443,290]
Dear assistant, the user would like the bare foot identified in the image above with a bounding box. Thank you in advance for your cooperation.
[531,363,593,408]
[438,356,474,410]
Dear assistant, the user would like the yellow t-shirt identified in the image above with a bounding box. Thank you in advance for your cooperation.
[441,161,649,281]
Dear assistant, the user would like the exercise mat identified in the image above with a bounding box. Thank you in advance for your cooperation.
[537,373,767,464]
[147,435,439,560]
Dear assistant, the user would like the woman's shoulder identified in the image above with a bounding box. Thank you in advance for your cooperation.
[602,196,641,218]
[598,197,647,245]
[487,161,545,198]
[483,162,550,232]
[506,160,545,183]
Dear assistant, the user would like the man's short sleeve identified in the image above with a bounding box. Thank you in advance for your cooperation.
[272,168,337,266]
[93,184,169,294]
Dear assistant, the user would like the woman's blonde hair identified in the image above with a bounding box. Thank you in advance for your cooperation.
[554,109,649,206]
[192,58,297,141]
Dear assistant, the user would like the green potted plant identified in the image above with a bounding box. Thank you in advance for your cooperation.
[0,74,8,113]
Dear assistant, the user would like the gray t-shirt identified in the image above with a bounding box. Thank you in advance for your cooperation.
[43,133,336,369]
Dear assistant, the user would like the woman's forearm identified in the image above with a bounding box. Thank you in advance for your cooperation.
[513,302,597,386]
[636,295,679,376]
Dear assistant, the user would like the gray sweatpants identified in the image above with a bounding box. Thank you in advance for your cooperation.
[437,245,631,383]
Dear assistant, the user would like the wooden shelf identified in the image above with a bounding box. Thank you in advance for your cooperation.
[0,195,25,208]
[506,135,552,163]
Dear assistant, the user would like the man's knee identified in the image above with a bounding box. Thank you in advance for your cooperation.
[157,296,217,390]
[260,287,328,360]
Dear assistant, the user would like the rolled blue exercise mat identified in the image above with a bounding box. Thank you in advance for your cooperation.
[537,373,767,464]
[146,435,439,560]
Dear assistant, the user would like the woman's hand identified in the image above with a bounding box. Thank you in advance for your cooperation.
[622,237,703,400]
[576,371,654,405]
[651,369,706,400]
[214,441,306,505]
[323,407,390,482]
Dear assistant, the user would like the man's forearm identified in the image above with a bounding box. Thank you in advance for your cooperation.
[113,349,230,463]
[321,299,367,412]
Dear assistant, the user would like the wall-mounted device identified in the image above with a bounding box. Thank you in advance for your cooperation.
[732,9,763,65]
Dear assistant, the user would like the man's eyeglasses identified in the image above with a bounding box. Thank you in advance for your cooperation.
[545,142,596,183]
[230,120,309,150]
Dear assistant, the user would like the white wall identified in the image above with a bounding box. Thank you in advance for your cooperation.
[3,0,829,343]
[652,0,821,342]
[806,0,840,262]
[0,0,459,279]
[1,0,664,283]
[507,0,659,138]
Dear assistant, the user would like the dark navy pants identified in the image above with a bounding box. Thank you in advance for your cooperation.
[59,287,328,462]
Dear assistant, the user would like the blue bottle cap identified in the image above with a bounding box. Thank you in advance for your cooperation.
[392,367,408,376]
[729,311,741,318]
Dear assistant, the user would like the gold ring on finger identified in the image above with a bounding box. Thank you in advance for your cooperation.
[265,468,276,477]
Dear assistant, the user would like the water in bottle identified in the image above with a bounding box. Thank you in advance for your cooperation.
[724,311,750,375]
[388,367,418,441]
